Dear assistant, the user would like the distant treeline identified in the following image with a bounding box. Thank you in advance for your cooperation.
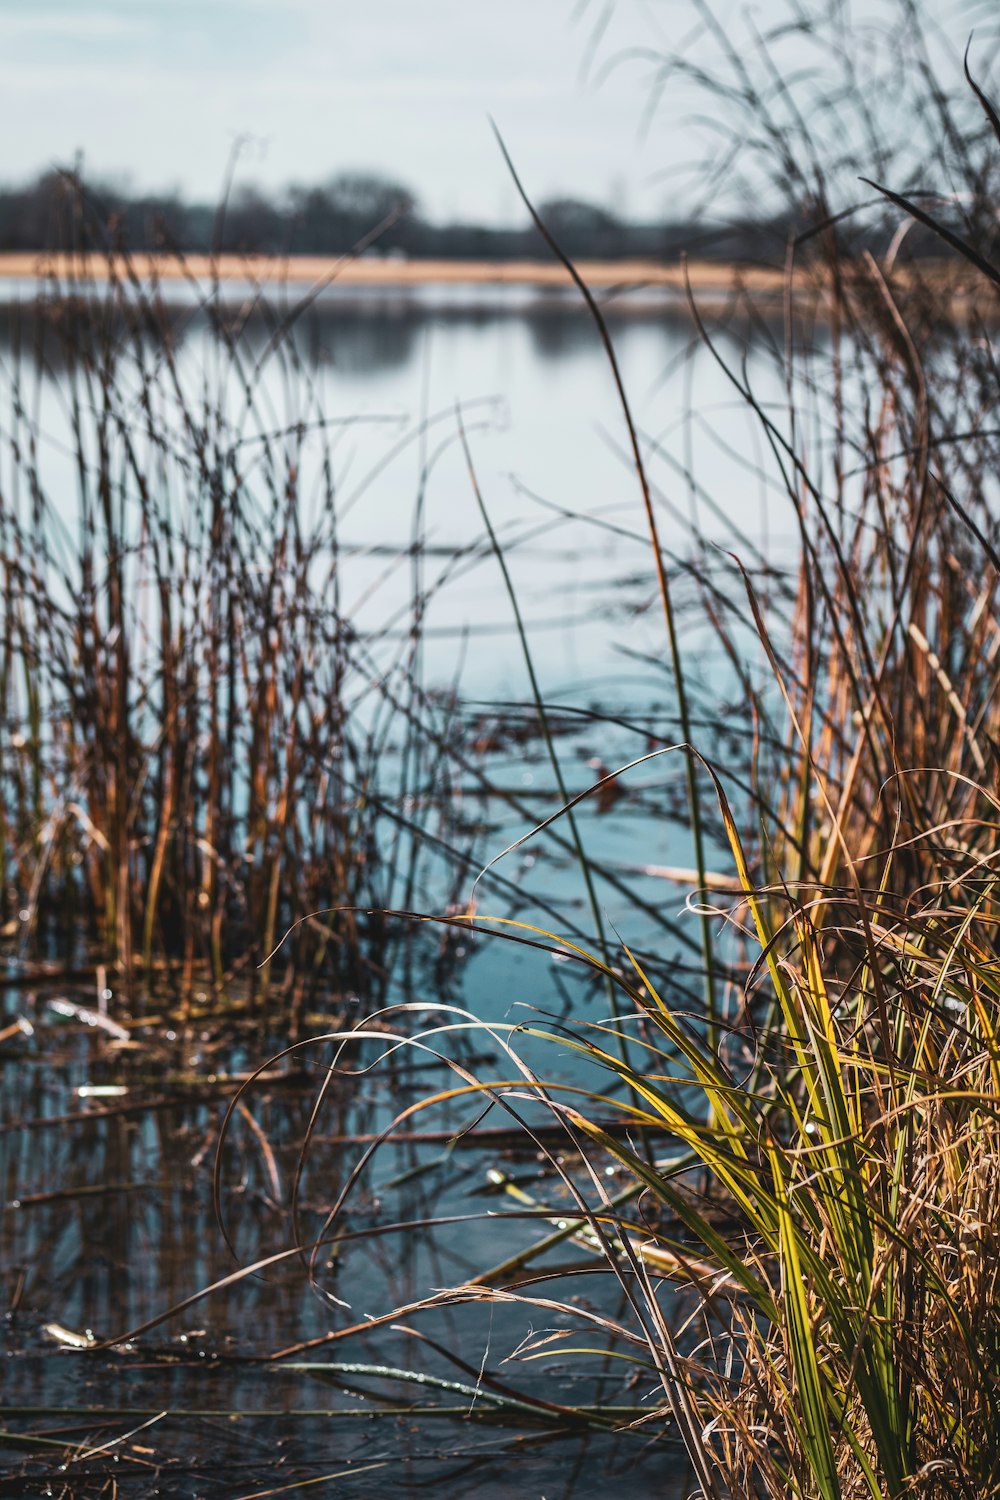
[0,166,859,263]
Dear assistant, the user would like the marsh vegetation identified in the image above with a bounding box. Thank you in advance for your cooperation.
[5,3,1000,1496]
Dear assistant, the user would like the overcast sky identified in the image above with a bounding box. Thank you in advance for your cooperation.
[0,0,995,224]
[0,0,685,223]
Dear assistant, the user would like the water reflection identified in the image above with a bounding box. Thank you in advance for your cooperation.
[0,281,796,381]
[1,972,698,1497]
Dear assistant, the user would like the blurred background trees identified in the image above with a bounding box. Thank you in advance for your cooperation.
[0,163,817,261]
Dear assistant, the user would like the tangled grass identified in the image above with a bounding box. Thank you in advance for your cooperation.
[263,44,1000,1499]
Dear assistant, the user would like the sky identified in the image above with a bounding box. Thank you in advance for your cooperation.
[0,0,995,226]
[0,0,679,224]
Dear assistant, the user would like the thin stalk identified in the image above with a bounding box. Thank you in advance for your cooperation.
[490,124,720,1053]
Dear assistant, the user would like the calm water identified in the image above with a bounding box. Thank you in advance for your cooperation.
[0,284,810,1495]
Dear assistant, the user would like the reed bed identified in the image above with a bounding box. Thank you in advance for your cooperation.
[0,203,499,1027]
[0,205,743,1035]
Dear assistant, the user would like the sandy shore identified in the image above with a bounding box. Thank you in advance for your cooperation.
[0,251,791,293]
[0,253,981,322]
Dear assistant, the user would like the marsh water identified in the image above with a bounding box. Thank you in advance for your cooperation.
[0,283,803,1496]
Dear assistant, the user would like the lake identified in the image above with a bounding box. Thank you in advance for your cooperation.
[0,277,808,1496]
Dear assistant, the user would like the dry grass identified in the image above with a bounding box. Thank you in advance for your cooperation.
[0,232,482,1023]
[16,10,1000,1496]
[229,39,1000,1500]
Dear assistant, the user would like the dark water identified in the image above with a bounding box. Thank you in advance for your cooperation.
[0,286,803,1494]
[2,995,704,1496]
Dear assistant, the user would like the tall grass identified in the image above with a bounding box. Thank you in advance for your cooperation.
[227,29,1000,1500]
[0,196,485,1023]
[447,43,1000,1500]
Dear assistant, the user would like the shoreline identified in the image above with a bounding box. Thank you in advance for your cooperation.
[0,252,792,292]
[0,253,981,323]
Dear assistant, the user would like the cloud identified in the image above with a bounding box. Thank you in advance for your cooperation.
[0,0,693,219]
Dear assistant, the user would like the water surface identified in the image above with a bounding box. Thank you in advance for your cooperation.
[0,283,810,1495]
